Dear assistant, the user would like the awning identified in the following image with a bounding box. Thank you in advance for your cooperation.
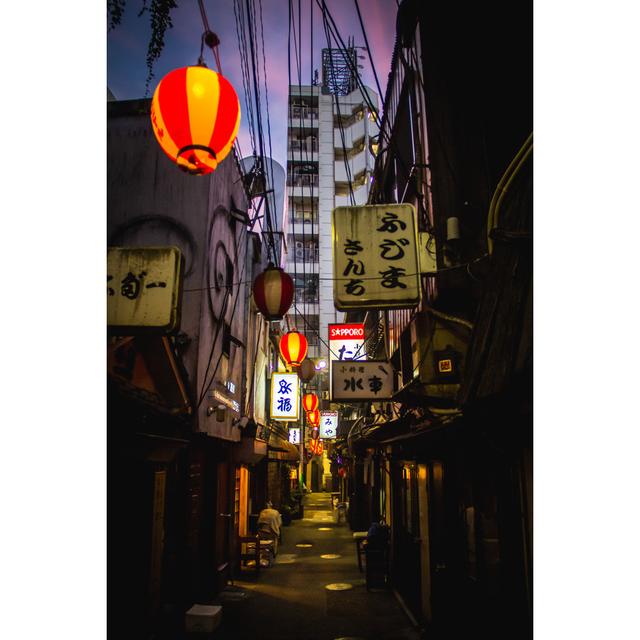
[233,437,268,465]
[108,335,191,416]
[267,434,300,461]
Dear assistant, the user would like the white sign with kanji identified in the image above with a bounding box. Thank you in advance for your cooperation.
[332,204,421,310]
[331,361,395,401]
[270,373,300,421]
[320,411,338,439]
[288,428,301,444]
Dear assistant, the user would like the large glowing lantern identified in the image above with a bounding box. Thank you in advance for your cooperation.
[252,265,294,321]
[306,409,320,427]
[279,330,308,367]
[297,358,316,383]
[302,393,319,413]
[150,66,241,175]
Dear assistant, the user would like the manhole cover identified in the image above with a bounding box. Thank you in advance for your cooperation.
[325,583,353,591]
[317,527,332,531]
[296,543,313,548]
[321,554,341,559]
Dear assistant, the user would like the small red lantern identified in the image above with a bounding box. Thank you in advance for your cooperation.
[150,66,241,175]
[279,330,308,367]
[315,440,324,456]
[252,265,294,321]
[297,358,316,383]
[302,393,319,413]
[306,409,320,427]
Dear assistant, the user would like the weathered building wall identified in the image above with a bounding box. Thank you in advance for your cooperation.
[107,99,249,440]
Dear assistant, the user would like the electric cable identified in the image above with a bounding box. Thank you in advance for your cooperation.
[353,0,384,107]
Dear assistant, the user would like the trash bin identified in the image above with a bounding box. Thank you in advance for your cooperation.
[364,523,390,590]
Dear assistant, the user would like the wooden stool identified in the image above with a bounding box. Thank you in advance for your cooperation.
[238,535,261,573]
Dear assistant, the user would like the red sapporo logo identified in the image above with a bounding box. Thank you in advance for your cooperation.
[329,324,364,339]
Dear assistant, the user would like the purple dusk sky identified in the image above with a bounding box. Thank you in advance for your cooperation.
[107,0,399,170]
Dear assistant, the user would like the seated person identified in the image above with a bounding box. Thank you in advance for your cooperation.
[257,502,282,554]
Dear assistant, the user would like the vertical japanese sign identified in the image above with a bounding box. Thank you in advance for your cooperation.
[320,411,338,439]
[288,427,301,444]
[329,323,366,401]
[108,246,184,333]
[332,204,421,310]
[270,372,300,421]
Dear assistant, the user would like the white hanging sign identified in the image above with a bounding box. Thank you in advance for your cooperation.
[270,372,300,421]
[320,411,338,439]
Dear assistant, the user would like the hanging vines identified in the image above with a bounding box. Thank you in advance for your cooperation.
[108,0,178,94]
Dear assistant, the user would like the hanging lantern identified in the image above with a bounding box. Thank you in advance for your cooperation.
[316,440,323,456]
[306,409,320,427]
[302,393,319,413]
[150,66,241,175]
[252,265,294,321]
[279,330,308,367]
[297,358,316,383]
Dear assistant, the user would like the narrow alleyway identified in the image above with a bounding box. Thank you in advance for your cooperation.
[213,493,420,640]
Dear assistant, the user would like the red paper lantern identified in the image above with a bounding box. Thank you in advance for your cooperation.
[252,265,294,321]
[279,331,308,367]
[150,66,241,175]
[302,393,319,413]
[306,409,320,427]
[297,358,316,383]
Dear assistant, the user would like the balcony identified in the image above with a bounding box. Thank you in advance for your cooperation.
[334,118,366,149]
[335,151,369,183]
[290,247,319,263]
[289,140,318,155]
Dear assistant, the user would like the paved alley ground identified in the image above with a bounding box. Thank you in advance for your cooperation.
[211,492,421,640]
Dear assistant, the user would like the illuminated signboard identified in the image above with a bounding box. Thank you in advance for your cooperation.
[320,411,338,439]
[329,323,366,401]
[332,204,421,310]
[331,360,394,401]
[270,372,300,421]
[288,428,301,444]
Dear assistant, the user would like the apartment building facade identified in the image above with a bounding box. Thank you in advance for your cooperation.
[286,48,379,386]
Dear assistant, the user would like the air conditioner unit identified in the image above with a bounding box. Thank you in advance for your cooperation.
[407,311,470,402]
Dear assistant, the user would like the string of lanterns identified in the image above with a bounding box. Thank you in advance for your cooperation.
[146,9,328,467]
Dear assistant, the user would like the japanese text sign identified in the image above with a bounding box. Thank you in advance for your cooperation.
[320,411,338,439]
[329,323,366,401]
[270,372,300,421]
[108,246,183,333]
[288,428,301,444]
[332,204,421,310]
[331,360,395,401]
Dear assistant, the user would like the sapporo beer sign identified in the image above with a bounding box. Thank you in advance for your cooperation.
[328,323,366,401]
[332,204,421,310]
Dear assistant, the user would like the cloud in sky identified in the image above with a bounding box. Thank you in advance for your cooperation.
[107,0,398,169]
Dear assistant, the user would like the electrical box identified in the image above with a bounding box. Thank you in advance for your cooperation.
[407,311,470,402]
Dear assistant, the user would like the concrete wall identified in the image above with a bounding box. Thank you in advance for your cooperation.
[107,100,249,441]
